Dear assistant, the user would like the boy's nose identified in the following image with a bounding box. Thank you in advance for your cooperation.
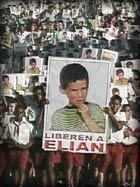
[77,90,82,97]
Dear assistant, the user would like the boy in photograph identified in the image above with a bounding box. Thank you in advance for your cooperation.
[51,63,105,133]
[85,49,94,59]
[126,61,134,69]
[2,75,14,90]
[27,58,40,74]
[115,69,128,85]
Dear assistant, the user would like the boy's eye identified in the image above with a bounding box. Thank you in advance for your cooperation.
[82,87,87,90]
[17,110,24,114]
[111,103,120,106]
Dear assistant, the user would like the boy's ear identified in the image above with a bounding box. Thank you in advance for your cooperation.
[59,86,66,94]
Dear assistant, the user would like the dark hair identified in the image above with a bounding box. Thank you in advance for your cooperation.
[121,104,132,111]
[33,85,45,97]
[116,69,124,75]
[86,49,92,54]
[9,98,19,104]
[29,58,36,65]
[14,104,26,115]
[109,95,122,105]
[30,76,39,82]
[126,61,133,67]
[112,87,119,94]
[2,75,9,81]
[60,63,89,89]
[63,31,67,35]
[132,69,140,78]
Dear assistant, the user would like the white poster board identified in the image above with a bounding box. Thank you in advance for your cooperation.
[100,49,119,79]
[114,68,133,84]
[42,57,111,153]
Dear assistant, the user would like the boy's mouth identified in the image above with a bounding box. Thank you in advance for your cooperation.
[77,99,84,103]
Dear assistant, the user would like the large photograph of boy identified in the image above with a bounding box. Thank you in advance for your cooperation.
[51,63,105,132]
[43,57,110,153]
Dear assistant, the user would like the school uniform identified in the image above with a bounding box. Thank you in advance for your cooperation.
[5,117,34,169]
[27,67,40,74]
[100,110,126,172]
[122,117,139,165]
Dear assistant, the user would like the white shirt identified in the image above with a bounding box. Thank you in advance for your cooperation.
[123,117,139,145]
[6,117,34,145]
[127,83,135,102]
[62,9,71,20]
[27,104,39,122]
[107,110,126,144]
[27,104,43,138]
[17,31,30,44]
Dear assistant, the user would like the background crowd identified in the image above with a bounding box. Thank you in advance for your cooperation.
[0,0,140,187]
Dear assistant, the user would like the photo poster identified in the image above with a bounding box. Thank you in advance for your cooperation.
[113,67,133,83]
[24,56,43,75]
[121,59,140,70]
[59,31,73,41]
[100,49,119,80]
[110,83,129,105]
[24,74,46,95]
[1,72,46,97]
[128,25,140,32]
[81,47,99,59]
[42,57,111,154]
[1,74,16,97]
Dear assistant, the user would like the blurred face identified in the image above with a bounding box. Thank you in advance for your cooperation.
[63,32,67,37]
[127,64,133,69]
[31,24,37,31]
[110,99,121,114]
[42,24,47,30]
[9,103,17,114]
[21,25,25,31]
[34,89,44,101]
[118,72,124,80]
[0,105,5,115]
[79,31,83,36]
[133,74,140,87]
[5,25,10,32]
[79,21,83,26]
[86,52,92,58]
[15,108,25,121]
[60,79,88,107]
[123,106,132,120]
[78,12,82,17]
[59,23,63,29]
[31,62,36,68]
[113,91,120,96]
[3,78,9,84]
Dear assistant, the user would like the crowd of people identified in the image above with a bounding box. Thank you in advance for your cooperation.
[0,0,140,187]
